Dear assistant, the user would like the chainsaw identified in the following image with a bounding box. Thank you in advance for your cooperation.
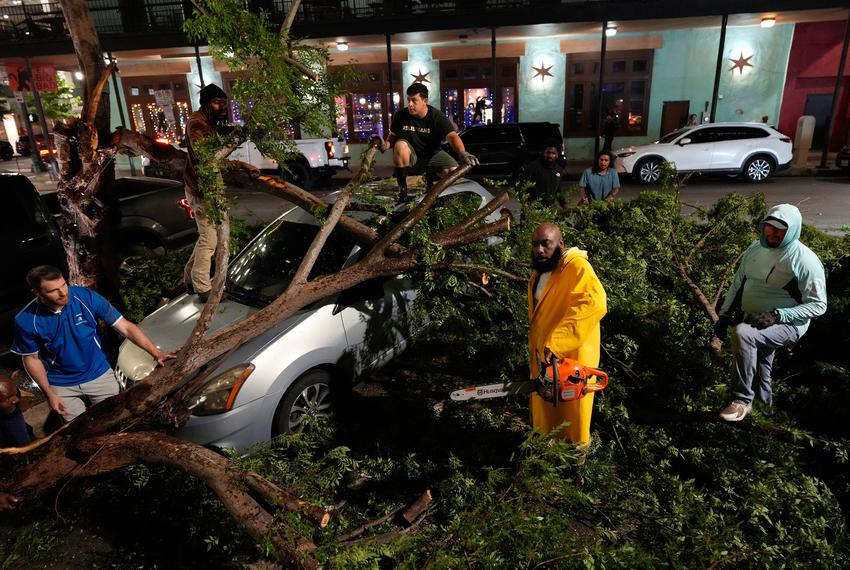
[450,356,608,406]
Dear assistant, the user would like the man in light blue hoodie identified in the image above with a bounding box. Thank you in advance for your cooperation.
[713,204,827,421]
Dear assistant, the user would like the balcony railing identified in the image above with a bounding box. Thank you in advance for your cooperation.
[0,0,587,47]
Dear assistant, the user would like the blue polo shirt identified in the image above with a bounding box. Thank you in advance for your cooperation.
[11,286,123,387]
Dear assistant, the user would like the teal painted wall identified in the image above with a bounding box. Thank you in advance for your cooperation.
[188,57,223,111]
[566,25,794,159]
[404,45,440,107]
[715,24,794,125]
[519,38,566,126]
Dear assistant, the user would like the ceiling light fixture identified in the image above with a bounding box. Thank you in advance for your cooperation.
[760,17,776,28]
[74,71,84,80]
[605,23,617,37]
[336,41,349,52]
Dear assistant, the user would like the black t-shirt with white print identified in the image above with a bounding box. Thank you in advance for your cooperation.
[390,105,455,159]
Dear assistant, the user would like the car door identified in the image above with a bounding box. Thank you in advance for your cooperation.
[334,261,418,375]
[711,126,768,170]
[665,127,717,171]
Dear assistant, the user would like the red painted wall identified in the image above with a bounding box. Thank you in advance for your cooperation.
[779,20,850,151]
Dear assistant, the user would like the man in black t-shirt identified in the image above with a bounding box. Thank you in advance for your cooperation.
[517,140,568,208]
[379,83,478,201]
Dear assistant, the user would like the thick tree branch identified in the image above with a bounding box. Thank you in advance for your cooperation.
[72,432,318,569]
[291,184,352,286]
[433,219,510,249]
[280,0,301,36]
[369,165,471,258]
[84,62,116,125]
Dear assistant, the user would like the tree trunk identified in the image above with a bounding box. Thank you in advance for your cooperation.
[56,0,119,294]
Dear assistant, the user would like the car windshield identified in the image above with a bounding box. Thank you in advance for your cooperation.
[226,213,353,307]
[656,128,691,144]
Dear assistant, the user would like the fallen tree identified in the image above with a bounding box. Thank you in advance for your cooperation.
[0,1,510,566]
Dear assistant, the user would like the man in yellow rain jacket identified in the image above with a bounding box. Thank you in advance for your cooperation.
[528,223,607,443]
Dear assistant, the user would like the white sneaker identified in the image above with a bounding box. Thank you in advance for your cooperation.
[719,401,752,422]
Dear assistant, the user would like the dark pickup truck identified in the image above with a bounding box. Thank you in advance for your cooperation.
[1,173,196,353]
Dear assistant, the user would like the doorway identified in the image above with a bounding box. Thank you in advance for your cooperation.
[660,101,690,136]
[803,93,832,150]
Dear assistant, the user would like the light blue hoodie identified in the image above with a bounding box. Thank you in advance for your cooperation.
[719,204,827,336]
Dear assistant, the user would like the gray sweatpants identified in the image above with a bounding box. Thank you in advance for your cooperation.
[731,322,799,406]
[52,369,121,422]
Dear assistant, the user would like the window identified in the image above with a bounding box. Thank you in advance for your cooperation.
[441,58,518,127]
[330,63,402,143]
[565,50,653,137]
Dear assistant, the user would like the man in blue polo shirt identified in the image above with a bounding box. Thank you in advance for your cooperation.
[11,265,174,422]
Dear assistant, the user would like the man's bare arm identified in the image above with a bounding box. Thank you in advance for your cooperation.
[112,319,175,367]
[22,354,65,415]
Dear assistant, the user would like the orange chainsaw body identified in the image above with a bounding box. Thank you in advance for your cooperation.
[538,357,609,404]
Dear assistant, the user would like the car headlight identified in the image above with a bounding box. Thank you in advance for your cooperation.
[617,151,636,158]
[187,364,255,416]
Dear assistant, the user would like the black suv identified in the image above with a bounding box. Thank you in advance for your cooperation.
[454,122,565,180]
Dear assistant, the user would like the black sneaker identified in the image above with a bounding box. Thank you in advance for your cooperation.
[396,187,412,203]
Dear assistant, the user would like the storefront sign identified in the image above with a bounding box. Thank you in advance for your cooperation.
[4,63,58,92]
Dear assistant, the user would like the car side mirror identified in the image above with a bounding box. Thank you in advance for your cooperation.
[678,138,692,146]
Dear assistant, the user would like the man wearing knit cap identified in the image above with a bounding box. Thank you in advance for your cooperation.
[183,84,258,303]
[713,204,827,421]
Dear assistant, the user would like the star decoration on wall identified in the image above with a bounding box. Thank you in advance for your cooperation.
[410,68,431,83]
[728,52,754,75]
[532,62,553,82]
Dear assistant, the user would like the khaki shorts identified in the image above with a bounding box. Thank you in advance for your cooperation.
[395,139,458,175]
[53,369,121,422]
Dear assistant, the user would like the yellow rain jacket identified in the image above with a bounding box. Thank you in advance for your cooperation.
[528,247,607,443]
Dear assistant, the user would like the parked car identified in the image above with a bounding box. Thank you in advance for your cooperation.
[0,140,13,161]
[837,145,850,175]
[41,176,197,257]
[453,122,565,180]
[142,135,350,189]
[15,135,55,158]
[0,173,67,353]
[115,179,502,452]
[0,174,196,353]
[615,122,793,184]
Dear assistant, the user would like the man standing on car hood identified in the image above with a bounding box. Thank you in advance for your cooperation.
[183,83,258,303]
[713,204,827,421]
[378,83,478,202]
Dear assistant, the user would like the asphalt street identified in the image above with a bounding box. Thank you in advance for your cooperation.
[225,172,850,235]
[2,157,847,234]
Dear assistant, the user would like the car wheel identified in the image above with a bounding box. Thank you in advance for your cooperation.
[283,161,314,189]
[744,156,774,183]
[635,158,663,185]
[275,370,334,435]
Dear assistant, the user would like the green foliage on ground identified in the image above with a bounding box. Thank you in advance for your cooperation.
[16,179,849,568]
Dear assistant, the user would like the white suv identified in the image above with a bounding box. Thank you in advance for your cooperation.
[615,123,793,184]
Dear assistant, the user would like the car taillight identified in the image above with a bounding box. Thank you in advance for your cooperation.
[39,148,49,156]
[343,142,350,155]
[155,137,170,144]
[178,198,195,220]
[324,141,335,159]
[779,137,791,143]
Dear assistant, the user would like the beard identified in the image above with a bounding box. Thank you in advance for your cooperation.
[532,245,563,273]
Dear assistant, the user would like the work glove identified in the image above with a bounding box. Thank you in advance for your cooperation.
[460,151,479,166]
[712,314,734,339]
[749,310,779,329]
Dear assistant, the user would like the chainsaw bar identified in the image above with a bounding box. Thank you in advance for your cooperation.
[450,380,536,401]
